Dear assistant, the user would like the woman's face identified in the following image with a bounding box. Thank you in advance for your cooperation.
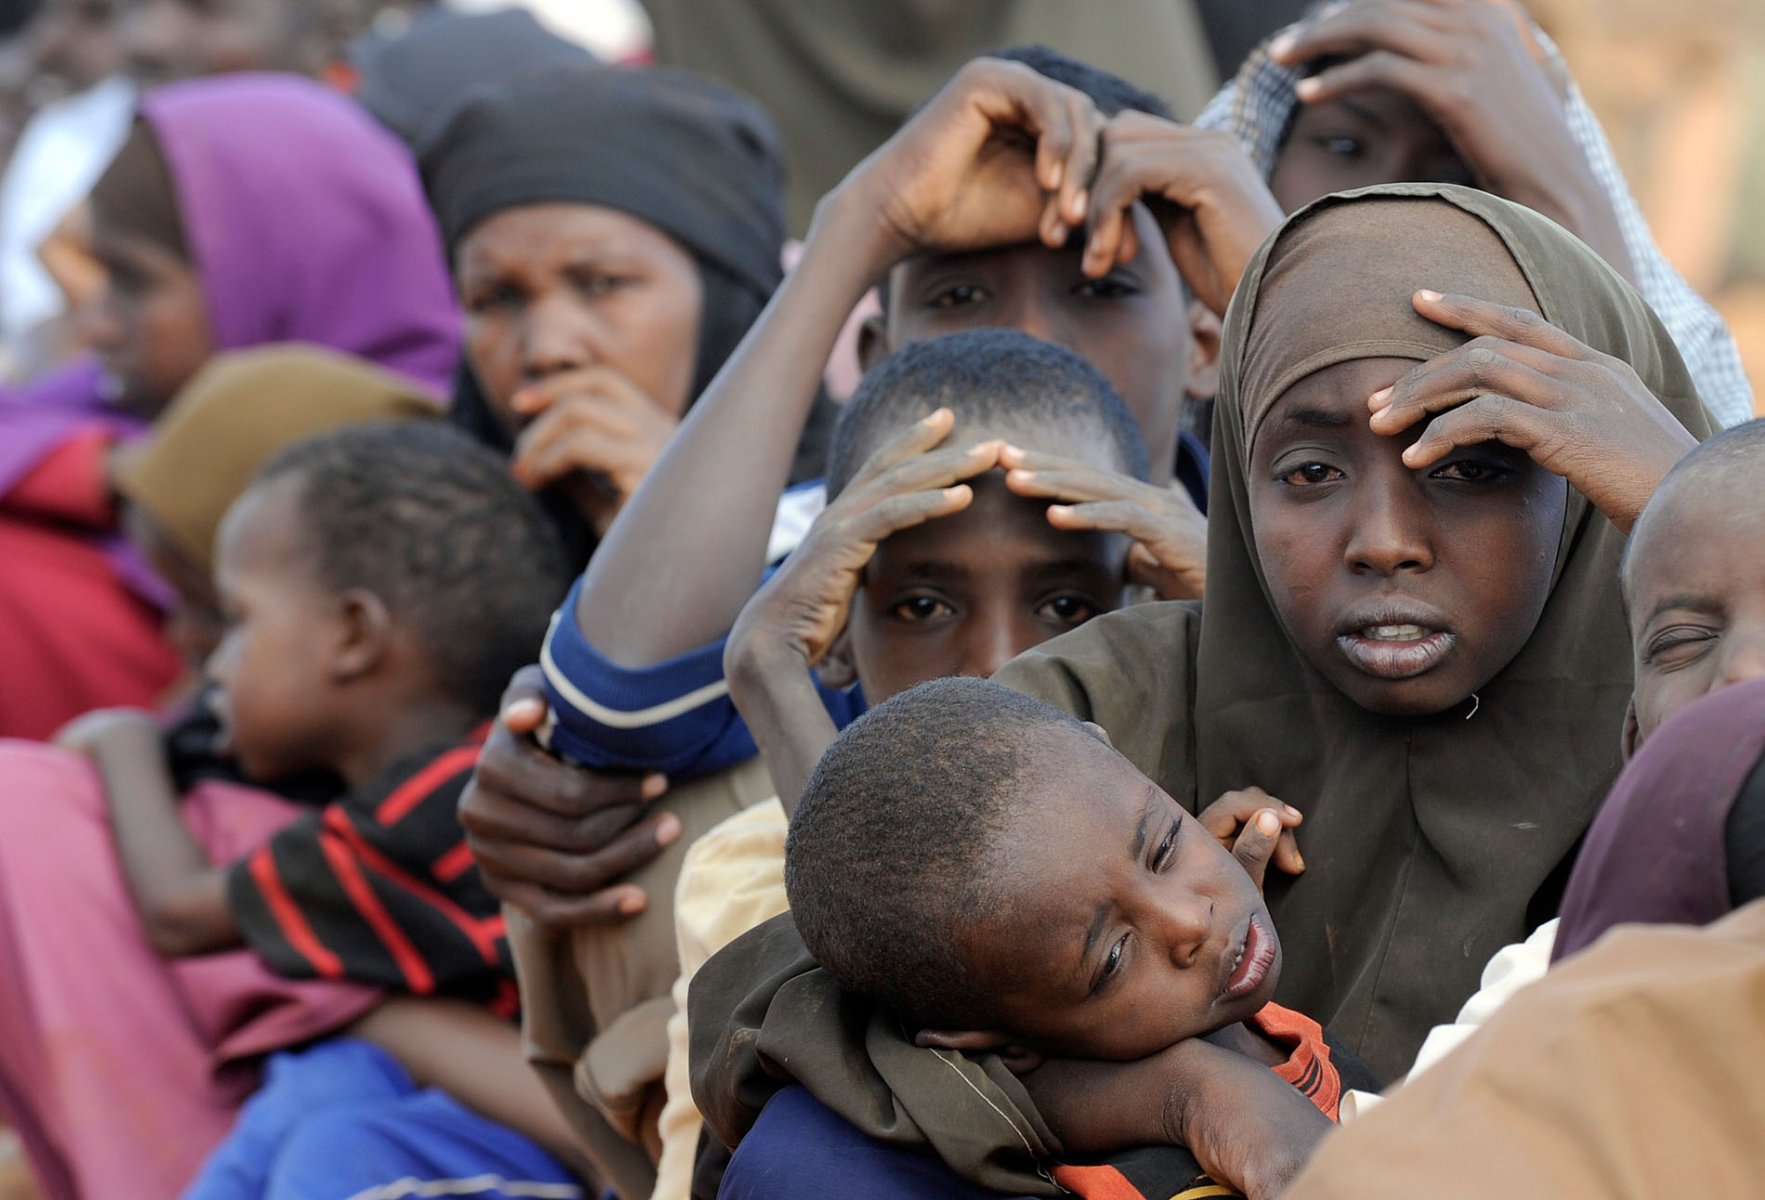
[84,218,215,419]
[455,202,704,438]
[1269,90,1474,213]
[1247,356,1565,717]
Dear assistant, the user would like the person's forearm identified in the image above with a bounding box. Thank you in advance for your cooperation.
[725,636,839,817]
[91,723,238,956]
[576,188,897,667]
[352,997,592,1178]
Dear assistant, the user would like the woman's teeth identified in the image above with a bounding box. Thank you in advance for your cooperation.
[1363,624,1429,641]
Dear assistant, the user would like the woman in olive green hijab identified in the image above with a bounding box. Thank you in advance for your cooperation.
[686,182,1715,1198]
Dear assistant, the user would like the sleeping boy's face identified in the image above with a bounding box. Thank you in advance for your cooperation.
[205,474,344,782]
[884,208,1191,485]
[1624,469,1765,750]
[950,726,1279,1061]
[843,420,1129,702]
[1248,357,1567,716]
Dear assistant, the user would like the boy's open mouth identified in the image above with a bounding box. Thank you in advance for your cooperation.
[1220,913,1276,1001]
[1333,604,1458,681]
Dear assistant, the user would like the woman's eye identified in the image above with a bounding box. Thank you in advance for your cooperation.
[891,596,953,622]
[575,273,633,298]
[1316,134,1365,158]
[465,285,523,314]
[1430,459,1508,484]
[928,283,985,310]
[1279,461,1343,486]
[1037,595,1101,626]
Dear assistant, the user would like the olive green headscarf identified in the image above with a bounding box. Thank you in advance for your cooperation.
[688,184,1715,1191]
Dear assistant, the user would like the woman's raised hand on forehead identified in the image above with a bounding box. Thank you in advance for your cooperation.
[1269,0,1633,281]
[838,56,1105,269]
[1002,443,1208,600]
[1369,290,1699,533]
[1080,111,1283,317]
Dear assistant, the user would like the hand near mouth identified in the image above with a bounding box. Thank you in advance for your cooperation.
[1198,787,1304,889]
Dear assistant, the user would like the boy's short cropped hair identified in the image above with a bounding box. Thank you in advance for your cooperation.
[255,421,570,714]
[825,327,1151,496]
[785,676,1086,1029]
[1622,417,1765,601]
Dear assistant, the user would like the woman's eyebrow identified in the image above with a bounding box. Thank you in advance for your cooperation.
[1282,407,1349,428]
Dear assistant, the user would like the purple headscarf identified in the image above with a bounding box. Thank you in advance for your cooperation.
[1554,677,1765,962]
[0,73,459,497]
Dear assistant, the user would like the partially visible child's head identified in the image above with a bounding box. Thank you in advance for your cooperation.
[206,422,568,781]
[823,328,1146,699]
[112,346,441,667]
[1622,419,1765,754]
[787,678,1280,1063]
[874,46,1201,483]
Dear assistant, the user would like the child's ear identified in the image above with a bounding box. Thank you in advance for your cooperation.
[1621,697,1642,761]
[327,589,393,684]
[856,312,891,375]
[1081,720,1114,749]
[814,629,858,691]
[1184,298,1222,400]
[913,1029,1045,1076]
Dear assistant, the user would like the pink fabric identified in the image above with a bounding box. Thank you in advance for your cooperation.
[0,742,382,1200]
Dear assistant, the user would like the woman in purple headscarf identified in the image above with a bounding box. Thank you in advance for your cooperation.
[0,73,458,739]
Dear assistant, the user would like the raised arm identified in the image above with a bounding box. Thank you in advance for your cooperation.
[574,58,1107,667]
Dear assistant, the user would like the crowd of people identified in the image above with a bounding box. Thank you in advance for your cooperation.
[0,2,1759,1199]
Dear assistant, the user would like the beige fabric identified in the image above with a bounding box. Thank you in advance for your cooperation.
[652,797,790,1200]
[510,755,775,1200]
[111,344,440,573]
[1287,899,1765,1199]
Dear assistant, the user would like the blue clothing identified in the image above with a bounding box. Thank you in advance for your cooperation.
[540,572,867,777]
[182,1038,581,1200]
[542,447,1208,782]
[719,1086,1031,1200]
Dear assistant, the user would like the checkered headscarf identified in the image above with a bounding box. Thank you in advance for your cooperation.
[1196,21,1754,428]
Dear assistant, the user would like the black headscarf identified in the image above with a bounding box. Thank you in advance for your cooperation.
[351,7,595,149]
[418,63,823,565]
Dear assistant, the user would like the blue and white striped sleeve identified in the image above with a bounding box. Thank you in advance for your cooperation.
[537,483,864,779]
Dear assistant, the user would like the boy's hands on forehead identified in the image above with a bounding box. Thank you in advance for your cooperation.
[848,54,1281,318]
[849,57,1102,268]
[1002,443,1209,600]
[1270,0,1634,282]
[1369,290,1697,534]
[725,410,1006,812]
[732,409,998,677]
[1081,113,1283,317]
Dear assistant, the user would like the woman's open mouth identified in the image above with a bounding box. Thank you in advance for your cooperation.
[1334,620,1457,681]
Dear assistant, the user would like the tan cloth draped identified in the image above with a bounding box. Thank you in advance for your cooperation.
[1284,898,1765,1199]
[112,344,439,574]
[689,184,1716,1195]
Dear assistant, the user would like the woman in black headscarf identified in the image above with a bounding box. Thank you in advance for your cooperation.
[420,63,817,567]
